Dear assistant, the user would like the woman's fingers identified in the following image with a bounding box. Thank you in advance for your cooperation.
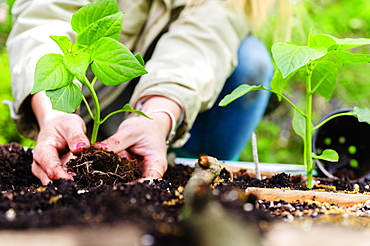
[93,142,109,151]
[62,114,90,154]
[32,114,87,182]
[31,160,51,185]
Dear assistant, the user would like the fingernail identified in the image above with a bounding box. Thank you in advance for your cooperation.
[94,142,108,150]
[75,142,88,149]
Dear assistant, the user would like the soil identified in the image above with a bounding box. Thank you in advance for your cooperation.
[2,142,370,245]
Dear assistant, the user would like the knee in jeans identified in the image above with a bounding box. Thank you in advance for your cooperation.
[234,36,274,87]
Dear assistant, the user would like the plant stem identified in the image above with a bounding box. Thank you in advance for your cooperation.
[305,63,314,189]
[81,95,94,119]
[312,112,354,130]
[265,88,305,117]
[100,109,127,125]
[83,76,101,144]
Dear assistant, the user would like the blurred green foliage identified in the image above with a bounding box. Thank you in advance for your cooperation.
[0,0,35,147]
[241,0,370,164]
[0,0,14,50]
[0,52,35,146]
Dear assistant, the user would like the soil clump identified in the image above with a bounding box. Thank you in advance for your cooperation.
[67,147,140,187]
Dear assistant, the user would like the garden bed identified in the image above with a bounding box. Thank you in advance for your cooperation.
[1,142,370,245]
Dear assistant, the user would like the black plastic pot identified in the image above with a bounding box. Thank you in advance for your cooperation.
[313,108,370,180]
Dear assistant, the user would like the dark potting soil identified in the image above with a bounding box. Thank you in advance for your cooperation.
[0,143,273,245]
[66,147,141,187]
[2,142,370,244]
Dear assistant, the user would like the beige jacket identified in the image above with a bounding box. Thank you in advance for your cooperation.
[6,0,250,147]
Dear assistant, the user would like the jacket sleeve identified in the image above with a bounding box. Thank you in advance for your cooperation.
[129,0,250,146]
[6,0,90,139]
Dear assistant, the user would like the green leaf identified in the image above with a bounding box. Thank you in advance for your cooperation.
[50,36,72,54]
[63,51,91,82]
[91,37,148,86]
[335,51,370,66]
[76,12,124,47]
[135,53,145,66]
[350,106,370,124]
[270,70,284,96]
[312,149,339,162]
[272,42,327,78]
[309,34,370,51]
[121,104,151,118]
[32,54,74,94]
[218,84,265,107]
[45,83,82,113]
[308,34,337,50]
[310,61,337,100]
[71,0,119,34]
[71,43,82,55]
[292,109,306,140]
[270,69,296,99]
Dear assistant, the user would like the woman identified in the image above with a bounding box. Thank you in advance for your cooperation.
[6,0,275,184]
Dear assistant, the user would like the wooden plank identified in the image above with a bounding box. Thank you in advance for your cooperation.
[246,187,370,207]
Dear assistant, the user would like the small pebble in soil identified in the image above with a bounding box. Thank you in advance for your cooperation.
[130,198,137,204]
[77,189,89,194]
[243,203,254,212]
[5,209,16,221]
[284,213,294,223]
[140,234,155,246]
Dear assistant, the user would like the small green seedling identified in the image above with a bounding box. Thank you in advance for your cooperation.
[219,33,370,188]
[31,0,148,144]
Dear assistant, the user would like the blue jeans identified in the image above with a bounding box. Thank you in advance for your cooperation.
[175,35,274,160]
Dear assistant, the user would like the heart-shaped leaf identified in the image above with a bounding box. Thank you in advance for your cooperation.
[309,34,370,51]
[32,54,73,94]
[71,0,119,34]
[91,37,147,86]
[63,51,91,82]
[272,43,327,78]
[76,12,124,47]
[45,82,82,113]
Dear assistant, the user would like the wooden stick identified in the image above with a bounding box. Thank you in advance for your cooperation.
[252,132,261,180]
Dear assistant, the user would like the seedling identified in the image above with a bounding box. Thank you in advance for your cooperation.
[220,33,370,188]
[31,0,148,144]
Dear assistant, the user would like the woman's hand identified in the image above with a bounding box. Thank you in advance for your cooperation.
[31,92,90,185]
